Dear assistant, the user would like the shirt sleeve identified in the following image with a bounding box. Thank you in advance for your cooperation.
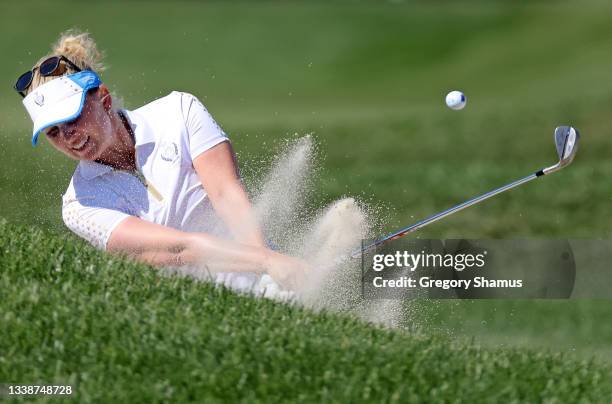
[62,195,131,251]
[180,92,229,160]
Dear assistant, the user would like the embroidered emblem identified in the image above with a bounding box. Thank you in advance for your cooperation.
[160,142,179,162]
[34,93,45,107]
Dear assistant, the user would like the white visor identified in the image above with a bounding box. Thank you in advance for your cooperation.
[22,70,102,145]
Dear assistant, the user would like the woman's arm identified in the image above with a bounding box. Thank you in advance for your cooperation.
[106,216,305,289]
[193,141,266,247]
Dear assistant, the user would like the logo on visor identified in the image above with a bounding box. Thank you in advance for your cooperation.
[34,93,45,107]
[82,76,96,85]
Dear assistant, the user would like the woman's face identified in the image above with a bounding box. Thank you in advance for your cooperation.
[43,86,115,161]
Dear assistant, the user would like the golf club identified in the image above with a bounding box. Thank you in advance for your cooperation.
[350,126,580,259]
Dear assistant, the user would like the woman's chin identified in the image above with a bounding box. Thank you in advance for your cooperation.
[71,138,100,161]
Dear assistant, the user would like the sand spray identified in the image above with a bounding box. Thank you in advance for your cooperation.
[246,136,404,327]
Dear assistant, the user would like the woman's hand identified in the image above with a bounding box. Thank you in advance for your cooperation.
[107,216,310,290]
[264,251,311,291]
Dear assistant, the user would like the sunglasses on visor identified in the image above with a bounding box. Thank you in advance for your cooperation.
[14,55,82,97]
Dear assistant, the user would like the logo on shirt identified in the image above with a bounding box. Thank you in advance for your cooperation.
[160,141,179,162]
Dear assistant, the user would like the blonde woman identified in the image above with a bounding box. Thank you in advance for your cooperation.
[15,30,307,292]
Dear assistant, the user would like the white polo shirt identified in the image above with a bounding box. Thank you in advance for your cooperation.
[61,91,293,298]
[62,91,229,250]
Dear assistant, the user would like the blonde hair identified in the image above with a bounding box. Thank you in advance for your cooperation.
[27,29,106,95]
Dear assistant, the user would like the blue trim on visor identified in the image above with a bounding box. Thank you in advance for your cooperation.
[32,70,102,146]
[68,70,102,89]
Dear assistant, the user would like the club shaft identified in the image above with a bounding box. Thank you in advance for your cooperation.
[352,171,541,258]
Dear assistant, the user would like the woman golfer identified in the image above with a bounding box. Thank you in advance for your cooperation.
[15,30,307,292]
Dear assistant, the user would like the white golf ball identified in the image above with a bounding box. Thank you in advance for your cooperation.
[445,90,467,110]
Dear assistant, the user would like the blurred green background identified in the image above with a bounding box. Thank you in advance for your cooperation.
[1,1,611,360]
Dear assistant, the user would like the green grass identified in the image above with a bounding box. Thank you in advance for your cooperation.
[1,220,611,402]
[1,1,611,236]
[2,0,612,400]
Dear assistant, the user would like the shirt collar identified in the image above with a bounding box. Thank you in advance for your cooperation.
[77,109,156,180]
[123,108,156,147]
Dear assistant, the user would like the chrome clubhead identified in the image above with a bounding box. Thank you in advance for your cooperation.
[544,126,580,175]
[555,126,580,166]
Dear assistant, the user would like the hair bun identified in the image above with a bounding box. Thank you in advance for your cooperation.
[52,29,106,72]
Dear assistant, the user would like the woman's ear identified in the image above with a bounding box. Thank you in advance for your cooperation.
[97,84,112,111]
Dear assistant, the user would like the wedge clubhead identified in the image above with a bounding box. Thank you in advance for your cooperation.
[545,126,580,174]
